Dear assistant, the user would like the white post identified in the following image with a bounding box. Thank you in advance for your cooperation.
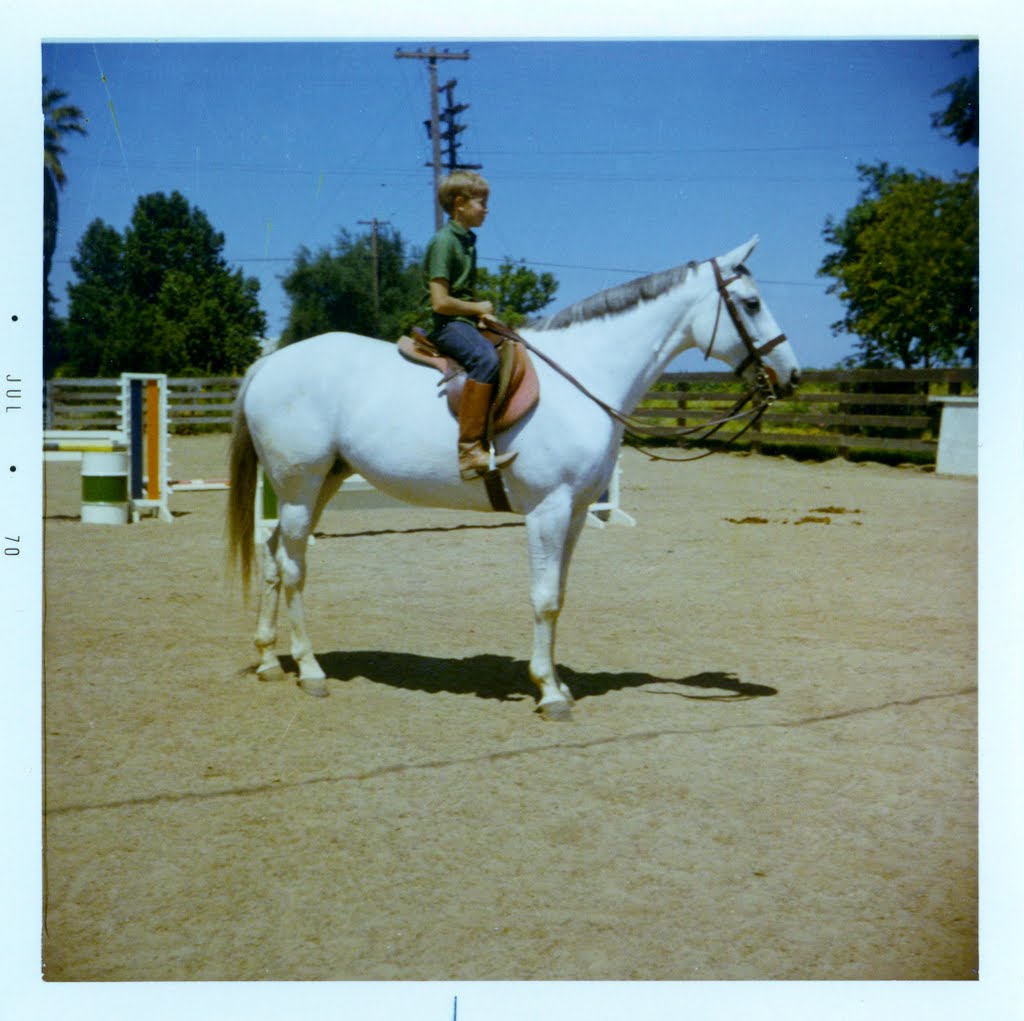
[928,395,978,477]
[120,373,172,523]
[586,455,637,529]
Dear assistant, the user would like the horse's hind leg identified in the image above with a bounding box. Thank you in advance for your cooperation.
[254,525,286,681]
[278,535,326,695]
[275,467,342,697]
[253,461,348,688]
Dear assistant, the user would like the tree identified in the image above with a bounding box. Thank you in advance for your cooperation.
[43,77,87,377]
[62,191,266,376]
[477,258,558,327]
[279,227,421,345]
[818,163,978,368]
[279,229,560,346]
[931,41,979,147]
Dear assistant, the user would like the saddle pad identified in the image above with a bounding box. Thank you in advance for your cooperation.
[397,331,539,435]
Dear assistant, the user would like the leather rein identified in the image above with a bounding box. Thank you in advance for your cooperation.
[486,258,788,463]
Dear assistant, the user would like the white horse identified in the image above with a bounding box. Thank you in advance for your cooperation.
[227,236,800,720]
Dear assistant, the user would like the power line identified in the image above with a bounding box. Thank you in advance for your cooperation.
[472,140,958,157]
[55,250,818,289]
[55,252,825,289]
[81,156,873,187]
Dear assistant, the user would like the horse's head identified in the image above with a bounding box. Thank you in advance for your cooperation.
[696,236,801,397]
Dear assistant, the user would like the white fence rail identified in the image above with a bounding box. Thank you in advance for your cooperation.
[46,376,239,431]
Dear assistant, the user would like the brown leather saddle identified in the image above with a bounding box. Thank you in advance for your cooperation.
[397,325,540,435]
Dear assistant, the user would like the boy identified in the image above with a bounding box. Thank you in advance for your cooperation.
[423,170,518,480]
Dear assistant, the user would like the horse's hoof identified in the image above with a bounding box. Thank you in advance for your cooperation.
[256,665,287,683]
[299,677,329,698]
[537,699,573,722]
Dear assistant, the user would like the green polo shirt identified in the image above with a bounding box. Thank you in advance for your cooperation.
[423,219,478,338]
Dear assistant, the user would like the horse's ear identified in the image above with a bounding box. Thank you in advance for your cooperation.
[720,235,760,270]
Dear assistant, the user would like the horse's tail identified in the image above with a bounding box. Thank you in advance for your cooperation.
[226,359,264,597]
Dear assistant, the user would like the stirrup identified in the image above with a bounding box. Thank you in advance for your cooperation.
[486,443,517,473]
[459,443,516,481]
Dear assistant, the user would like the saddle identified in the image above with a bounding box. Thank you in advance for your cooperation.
[397,325,540,435]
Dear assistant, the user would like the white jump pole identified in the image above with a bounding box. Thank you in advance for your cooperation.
[586,456,637,529]
[43,429,128,462]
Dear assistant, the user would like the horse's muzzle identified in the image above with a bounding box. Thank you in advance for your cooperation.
[767,366,800,397]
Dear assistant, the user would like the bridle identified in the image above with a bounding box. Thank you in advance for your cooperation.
[484,257,789,462]
[708,257,789,383]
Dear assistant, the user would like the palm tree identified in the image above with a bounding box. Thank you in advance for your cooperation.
[43,76,86,376]
[43,77,87,293]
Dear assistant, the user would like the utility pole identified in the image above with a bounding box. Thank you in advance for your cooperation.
[394,47,477,229]
[357,217,390,334]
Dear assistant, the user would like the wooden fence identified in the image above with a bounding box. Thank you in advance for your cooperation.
[45,368,978,461]
[636,368,977,459]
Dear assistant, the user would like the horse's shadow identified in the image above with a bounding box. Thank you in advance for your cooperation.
[278,650,777,704]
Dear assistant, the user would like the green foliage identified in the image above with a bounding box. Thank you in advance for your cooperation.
[62,191,266,376]
[477,258,559,327]
[278,227,421,345]
[931,41,979,147]
[818,163,978,368]
[278,230,560,345]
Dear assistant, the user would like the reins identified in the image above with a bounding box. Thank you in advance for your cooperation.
[483,257,784,463]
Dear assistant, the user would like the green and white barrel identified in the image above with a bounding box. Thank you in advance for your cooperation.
[80,450,130,525]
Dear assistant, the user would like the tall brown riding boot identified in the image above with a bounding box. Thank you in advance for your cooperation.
[458,379,518,481]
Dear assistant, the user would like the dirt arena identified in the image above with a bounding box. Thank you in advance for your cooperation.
[41,438,977,982]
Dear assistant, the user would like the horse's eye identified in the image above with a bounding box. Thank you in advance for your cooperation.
[743,297,761,315]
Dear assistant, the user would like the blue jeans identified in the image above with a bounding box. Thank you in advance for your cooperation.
[432,320,499,384]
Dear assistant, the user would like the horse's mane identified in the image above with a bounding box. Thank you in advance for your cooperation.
[534,261,700,331]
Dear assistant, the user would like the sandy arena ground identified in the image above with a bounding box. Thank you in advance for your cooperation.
[41,438,977,983]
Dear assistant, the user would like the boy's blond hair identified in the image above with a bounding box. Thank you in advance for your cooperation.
[438,170,489,216]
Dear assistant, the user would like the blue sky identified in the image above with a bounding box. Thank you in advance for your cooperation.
[42,38,978,368]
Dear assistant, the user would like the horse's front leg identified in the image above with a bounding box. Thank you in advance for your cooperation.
[525,494,589,721]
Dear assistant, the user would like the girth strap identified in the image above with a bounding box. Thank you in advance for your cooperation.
[481,466,512,512]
